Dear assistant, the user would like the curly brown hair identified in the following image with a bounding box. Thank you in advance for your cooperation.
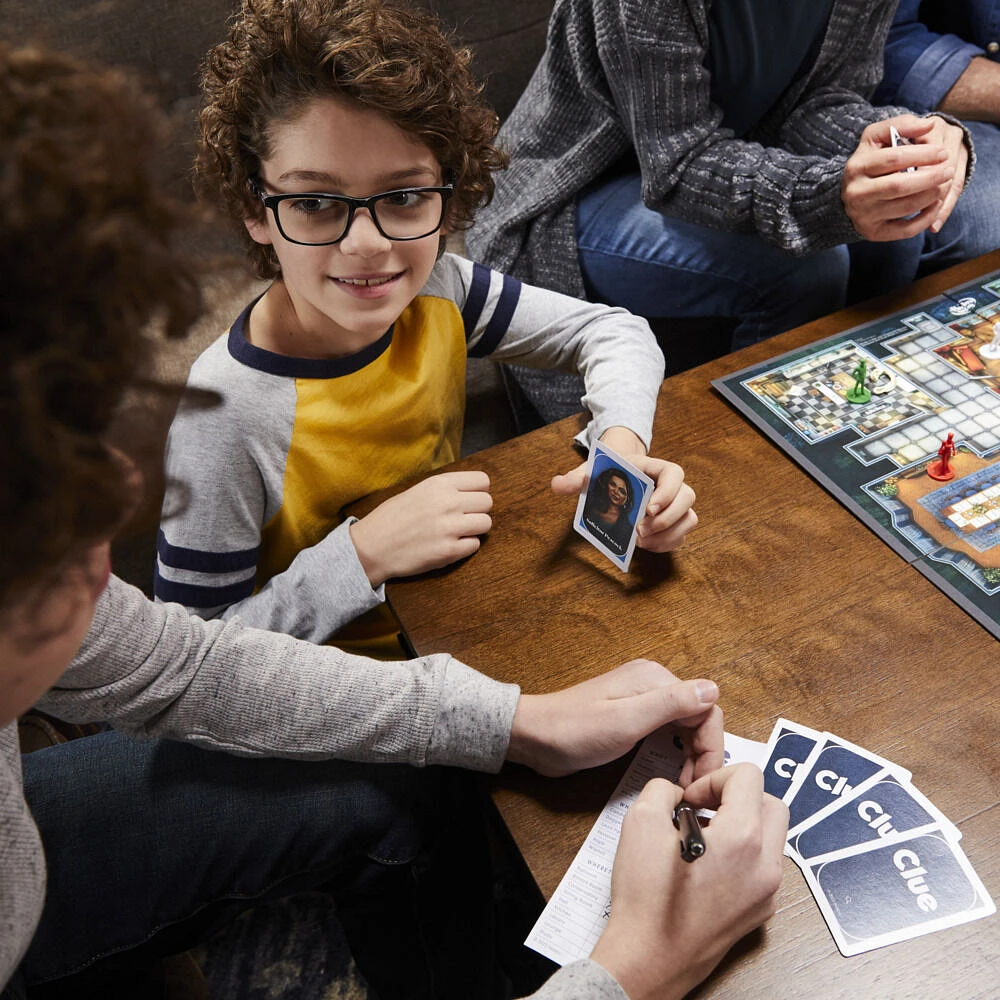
[0,43,202,611]
[196,0,507,279]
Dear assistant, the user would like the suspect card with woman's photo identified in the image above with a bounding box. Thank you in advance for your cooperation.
[573,441,654,572]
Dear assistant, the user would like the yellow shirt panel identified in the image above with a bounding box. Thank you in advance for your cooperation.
[258,295,467,585]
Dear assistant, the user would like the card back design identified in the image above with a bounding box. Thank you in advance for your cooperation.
[762,719,822,800]
[803,831,995,956]
[785,736,908,835]
[790,772,959,862]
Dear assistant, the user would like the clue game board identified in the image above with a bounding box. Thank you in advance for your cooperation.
[713,270,1000,640]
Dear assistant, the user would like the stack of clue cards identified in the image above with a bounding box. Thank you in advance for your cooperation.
[763,719,995,955]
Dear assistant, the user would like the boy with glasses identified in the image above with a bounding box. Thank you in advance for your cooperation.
[0,39,785,998]
[155,0,698,651]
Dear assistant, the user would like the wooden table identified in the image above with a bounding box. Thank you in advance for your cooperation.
[375,253,1000,998]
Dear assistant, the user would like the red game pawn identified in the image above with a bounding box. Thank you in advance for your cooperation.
[927,432,957,481]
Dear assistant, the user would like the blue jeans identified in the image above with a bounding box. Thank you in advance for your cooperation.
[575,172,851,350]
[923,119,1000,272]
[11,732,496,999]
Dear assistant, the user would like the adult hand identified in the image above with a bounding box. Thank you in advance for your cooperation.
[506,658,723,779]
[919,115,971,233]
[552,427,698,552]
[841,114,967,241]
[590,765,788,1000]
[349,471,492,587]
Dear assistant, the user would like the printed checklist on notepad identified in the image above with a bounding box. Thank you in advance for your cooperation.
[525,728,768,966]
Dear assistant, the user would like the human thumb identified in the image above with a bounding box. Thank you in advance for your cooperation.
[629,678,719,731]
[551,468,587,495]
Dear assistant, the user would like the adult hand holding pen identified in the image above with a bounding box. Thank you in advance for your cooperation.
[590,765,788,1000]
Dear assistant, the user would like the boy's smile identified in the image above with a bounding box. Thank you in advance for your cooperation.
[245,96,445,360]
[332,270,406,298]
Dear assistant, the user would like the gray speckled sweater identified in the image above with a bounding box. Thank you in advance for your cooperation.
[467,0,909,297]
[0,577,625,998]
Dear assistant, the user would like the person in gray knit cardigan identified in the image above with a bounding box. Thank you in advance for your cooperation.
[1,38,787,1000]
[469,0,972,363]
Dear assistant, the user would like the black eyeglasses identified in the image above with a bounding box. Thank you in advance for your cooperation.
[249,177,453,246]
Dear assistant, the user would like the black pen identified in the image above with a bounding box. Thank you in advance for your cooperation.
[674,802,706,862]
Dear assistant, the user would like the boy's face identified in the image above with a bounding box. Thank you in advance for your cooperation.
[246,96,446,357]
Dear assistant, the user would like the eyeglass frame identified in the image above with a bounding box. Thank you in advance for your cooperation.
[248,176,454,246]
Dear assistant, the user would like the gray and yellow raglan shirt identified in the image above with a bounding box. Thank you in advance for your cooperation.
[153,253,664,644]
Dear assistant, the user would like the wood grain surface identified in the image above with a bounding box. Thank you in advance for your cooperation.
[352,252,1000,998]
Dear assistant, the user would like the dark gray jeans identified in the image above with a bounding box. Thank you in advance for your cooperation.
[8,731,497,999]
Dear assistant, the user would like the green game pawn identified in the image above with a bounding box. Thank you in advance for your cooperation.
[846,359,871,404]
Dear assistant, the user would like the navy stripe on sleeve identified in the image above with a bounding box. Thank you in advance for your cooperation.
[461,261,492,339]
[153,564,256,609]
[470,274,522,358]
[156,529,260,573]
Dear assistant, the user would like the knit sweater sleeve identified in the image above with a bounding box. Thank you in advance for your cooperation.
[0,731,45,990]
[605,0,901,251]
[522,960,629,1000]
[37,576,519,772]
[470,0,907,291]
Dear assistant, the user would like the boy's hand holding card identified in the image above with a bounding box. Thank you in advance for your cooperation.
[571,441,654,572]
[555,435,697,559]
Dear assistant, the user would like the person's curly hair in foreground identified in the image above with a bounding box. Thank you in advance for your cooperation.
[0,42,200,616]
